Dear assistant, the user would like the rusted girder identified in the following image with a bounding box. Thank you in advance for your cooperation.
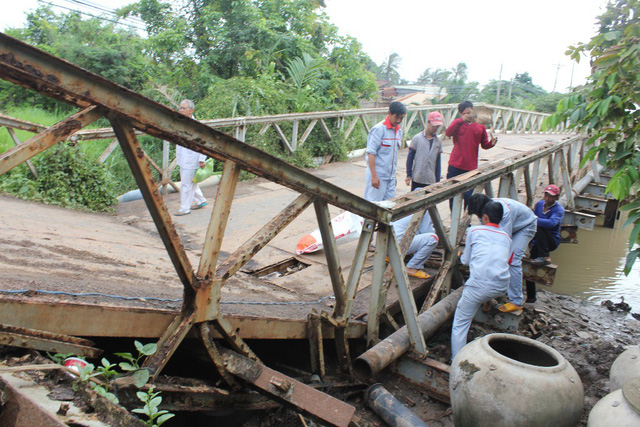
[0,324,101,358]
[0,112,47,133]
[523,261,557,287]
[390,135,586,220]
[219,348,356,427]
[391,355,451,404]
[216,194,313,281]
[0,106,102,176]
[0,33,390,223]
[109,115,196,292]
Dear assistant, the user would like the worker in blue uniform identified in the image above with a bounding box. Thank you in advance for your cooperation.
[468,194,537,313]
[451,201,512,360]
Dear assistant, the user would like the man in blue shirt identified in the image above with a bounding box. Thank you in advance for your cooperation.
[364,101,407,201]
[526,184,565,303]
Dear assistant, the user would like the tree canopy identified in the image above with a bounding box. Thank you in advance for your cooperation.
[544,0,640,273]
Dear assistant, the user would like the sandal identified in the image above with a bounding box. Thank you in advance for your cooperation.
[408,270,430,279]
[174,211,190,216]
[499,302,523,313]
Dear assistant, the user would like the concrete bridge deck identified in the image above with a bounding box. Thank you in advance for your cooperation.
[0,133,569,340]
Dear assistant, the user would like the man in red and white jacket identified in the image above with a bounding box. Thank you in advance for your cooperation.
[445,101,497,207]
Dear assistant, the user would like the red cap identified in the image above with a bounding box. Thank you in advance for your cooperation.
[544,184,561,196]
[427,111,444,126]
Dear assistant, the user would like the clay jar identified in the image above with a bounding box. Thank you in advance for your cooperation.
[588,377,640,426]
[450,333,583,427]
[610,343,640,391]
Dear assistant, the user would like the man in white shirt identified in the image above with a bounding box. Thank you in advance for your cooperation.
[175,99,207,216]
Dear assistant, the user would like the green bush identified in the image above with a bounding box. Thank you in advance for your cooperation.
[0,142,117,212]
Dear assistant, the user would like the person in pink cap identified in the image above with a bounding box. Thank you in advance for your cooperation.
[405,111,444,191]
[526,184,565,303]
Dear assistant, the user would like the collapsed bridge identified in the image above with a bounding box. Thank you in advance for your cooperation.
[0,32,612,425]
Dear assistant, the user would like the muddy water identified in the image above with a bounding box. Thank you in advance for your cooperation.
[550,212,640,310]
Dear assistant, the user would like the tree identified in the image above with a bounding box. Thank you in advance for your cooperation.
[544,0,640,274]
[378,52,402,84]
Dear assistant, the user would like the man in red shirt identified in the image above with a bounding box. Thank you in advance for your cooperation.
[445,101,497,207]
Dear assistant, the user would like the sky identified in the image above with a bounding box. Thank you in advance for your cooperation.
[1,0,610,93]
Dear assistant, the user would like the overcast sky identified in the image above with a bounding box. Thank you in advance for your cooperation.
[2,0,609,93]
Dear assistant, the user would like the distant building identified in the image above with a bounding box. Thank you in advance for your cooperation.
[360,82,447,108]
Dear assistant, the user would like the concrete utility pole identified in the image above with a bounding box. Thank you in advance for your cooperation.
[496,64,503,103]
[569,62,575,91]
[552,63,564,93]
[508,78,513,101]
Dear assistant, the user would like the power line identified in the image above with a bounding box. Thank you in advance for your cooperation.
[37,0,146,31]
[60,0,146,26]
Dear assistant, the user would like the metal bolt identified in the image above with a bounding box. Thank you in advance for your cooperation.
[489,364,497,371]
[270,376,291,393]
[612,401,620,407]
[570,377,575,383]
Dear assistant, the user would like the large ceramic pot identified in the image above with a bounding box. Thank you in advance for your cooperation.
[588,377,640,426]
[610,343,640,391]
[450,333,583,427]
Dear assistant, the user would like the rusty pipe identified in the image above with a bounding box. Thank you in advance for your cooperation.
[366,384,429,427]
[559,163,603,208]
[354,287,463,379]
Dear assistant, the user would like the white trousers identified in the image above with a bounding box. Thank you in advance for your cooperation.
[451,281,507,360]
[179,167,206,214]
[406,233,439,269]
[364,171,396,201]
[507,222,537,306]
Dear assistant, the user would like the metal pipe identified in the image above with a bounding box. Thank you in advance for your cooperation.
[354,287,463,379]
[559,163,603,208]
[366,384,429,427]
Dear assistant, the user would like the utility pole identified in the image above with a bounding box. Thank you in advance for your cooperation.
[496,64,503,104]
[552,63,564,93]
[569,62,575,91]
[508,78,513,101]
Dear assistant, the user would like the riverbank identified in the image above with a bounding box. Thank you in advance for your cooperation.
[353,288,640,426]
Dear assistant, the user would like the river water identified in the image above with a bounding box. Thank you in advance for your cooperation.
[550,212,640,311]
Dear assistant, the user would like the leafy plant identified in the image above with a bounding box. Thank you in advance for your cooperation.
[542,0,640,274]
[115,340,157,388]
[132,387,174,427]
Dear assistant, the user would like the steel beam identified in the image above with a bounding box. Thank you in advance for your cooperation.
[523,261,557,287]
[340,219,375,321]
[6,127,38,177]
[563,210,596,230]
[0,324,101,358]
[386,226,427,358]
[198,161,240,280]
[367,225,390,346]
[109,115,196,291]
[0,299,367,339]
[215,194,313,281]
[0,106,102,176]
[575,195,608,215]
[314,200,347,316]
[389,136,587,220]
[219,348,356,427]
[391,355,450,404]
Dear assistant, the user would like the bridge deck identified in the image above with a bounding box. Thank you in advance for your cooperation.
[0,133,567,339]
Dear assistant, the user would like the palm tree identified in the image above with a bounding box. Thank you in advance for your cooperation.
[380,52,402,83]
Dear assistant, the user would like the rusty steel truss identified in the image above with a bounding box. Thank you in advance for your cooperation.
[0,32,599,424]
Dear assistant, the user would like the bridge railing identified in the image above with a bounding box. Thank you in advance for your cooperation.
[0,32,590,391]
[1,101,568,193]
